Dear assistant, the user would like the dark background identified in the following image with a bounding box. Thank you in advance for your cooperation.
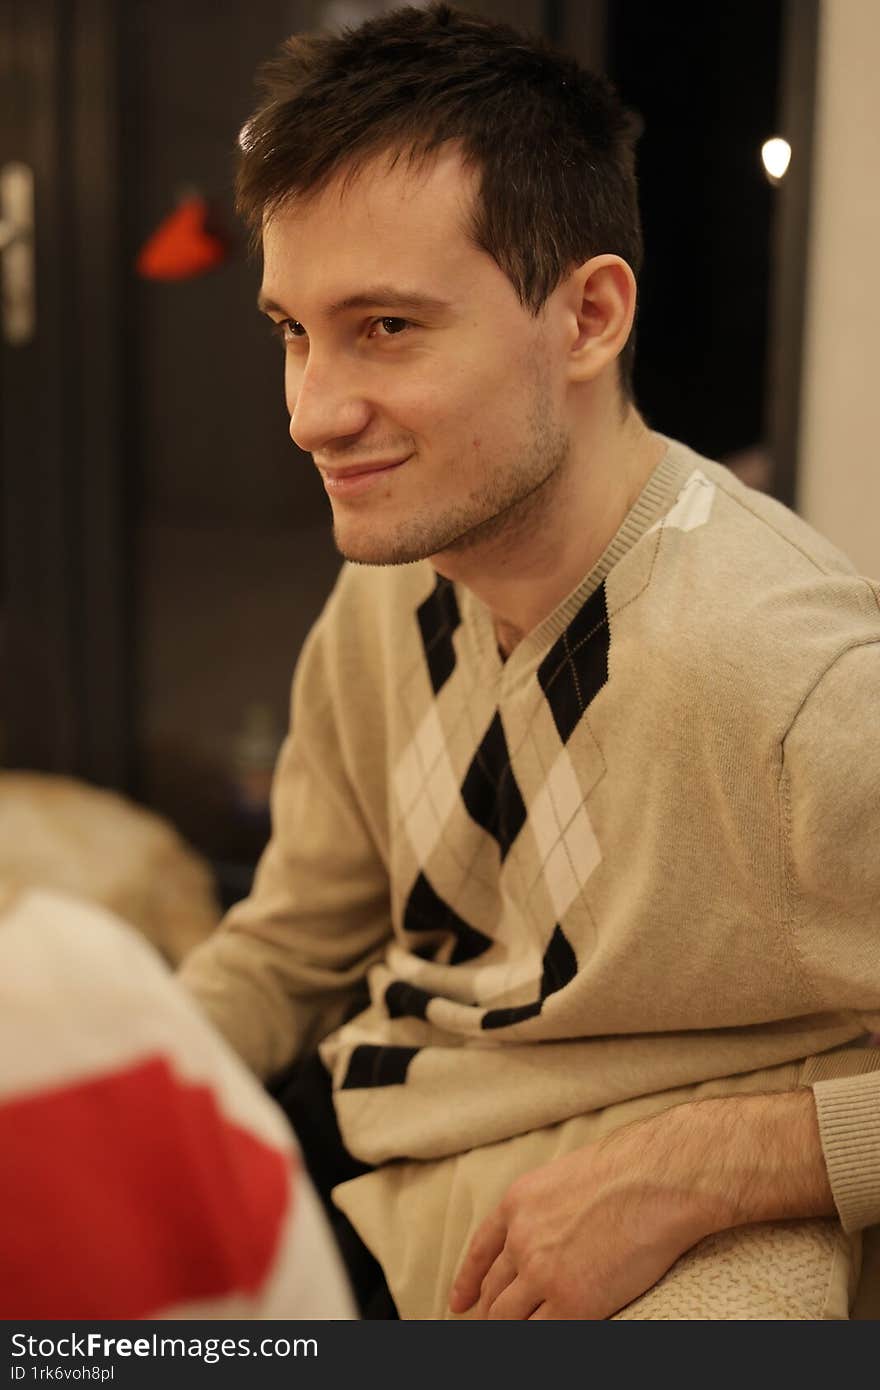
[610,0,782,460]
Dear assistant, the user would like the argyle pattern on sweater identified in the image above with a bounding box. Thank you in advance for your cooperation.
[339,576,609,1096]
[337,468,743,1094]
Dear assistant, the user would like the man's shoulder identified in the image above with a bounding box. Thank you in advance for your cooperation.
[635,443,876,620]
[696,453,863,578]
[652,442,859,580]
[609,443,880,722]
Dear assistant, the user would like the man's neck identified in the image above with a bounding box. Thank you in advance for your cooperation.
[431,407,666,658]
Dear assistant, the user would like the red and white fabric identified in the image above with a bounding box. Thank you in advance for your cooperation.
[0,888,356,1319]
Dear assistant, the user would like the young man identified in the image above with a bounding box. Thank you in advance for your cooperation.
[180,4,880,1319]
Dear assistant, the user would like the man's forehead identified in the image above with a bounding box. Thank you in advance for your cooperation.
[259,151,482,312]
[259,222,463,315]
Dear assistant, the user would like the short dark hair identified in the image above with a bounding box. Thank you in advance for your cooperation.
[237,3,643,395]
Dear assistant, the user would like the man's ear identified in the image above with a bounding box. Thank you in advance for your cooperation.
[563,254,637,384]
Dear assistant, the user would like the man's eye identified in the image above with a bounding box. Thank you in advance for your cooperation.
[269,319,306,346]
[374,317,410,337]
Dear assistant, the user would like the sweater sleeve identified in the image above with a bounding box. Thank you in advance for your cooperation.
[179,579,393,1080]
[782,638,880,1231]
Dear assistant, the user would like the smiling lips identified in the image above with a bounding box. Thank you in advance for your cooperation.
[319,456,410,497]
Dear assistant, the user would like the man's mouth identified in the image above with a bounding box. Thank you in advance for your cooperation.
[318,456,411,496]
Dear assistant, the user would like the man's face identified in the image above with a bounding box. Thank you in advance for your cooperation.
[259,148,571,567]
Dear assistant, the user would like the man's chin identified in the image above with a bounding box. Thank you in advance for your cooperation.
[332,523,434,568]
[330,490,539,568]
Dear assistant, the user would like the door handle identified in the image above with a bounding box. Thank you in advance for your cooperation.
[1,162,35,345]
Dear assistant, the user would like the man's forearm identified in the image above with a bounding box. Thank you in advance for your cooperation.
[642,1087,836,1237]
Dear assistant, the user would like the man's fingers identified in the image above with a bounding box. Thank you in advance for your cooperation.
[448,1209,508,1312]
[474,1249,518,1318]
[487,1274,542,1321]
[528,1302,552,1319]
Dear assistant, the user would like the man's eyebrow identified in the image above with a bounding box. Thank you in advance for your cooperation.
[257,287,452,318]
[327,287,452,317]
[257,293,287,315]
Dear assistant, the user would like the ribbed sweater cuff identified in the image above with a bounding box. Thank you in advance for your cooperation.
[812,1070,880,1232]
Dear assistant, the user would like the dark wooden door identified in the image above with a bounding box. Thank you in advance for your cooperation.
[0,0,128,786]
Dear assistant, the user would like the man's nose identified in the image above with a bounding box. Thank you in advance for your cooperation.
[288,357,372,454]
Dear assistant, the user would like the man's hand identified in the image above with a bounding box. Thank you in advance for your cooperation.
[448,1089,834,1319]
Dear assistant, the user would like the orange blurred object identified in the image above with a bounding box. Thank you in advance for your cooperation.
[136,195,229,280]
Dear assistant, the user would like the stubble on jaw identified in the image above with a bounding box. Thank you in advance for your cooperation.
[331,371,571,570]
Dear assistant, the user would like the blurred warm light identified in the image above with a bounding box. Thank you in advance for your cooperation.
[761,137,791,183]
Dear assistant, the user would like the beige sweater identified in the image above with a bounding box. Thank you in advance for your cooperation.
[181,438,880,1245]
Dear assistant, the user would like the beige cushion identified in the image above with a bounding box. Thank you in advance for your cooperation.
[0,772,220,964]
